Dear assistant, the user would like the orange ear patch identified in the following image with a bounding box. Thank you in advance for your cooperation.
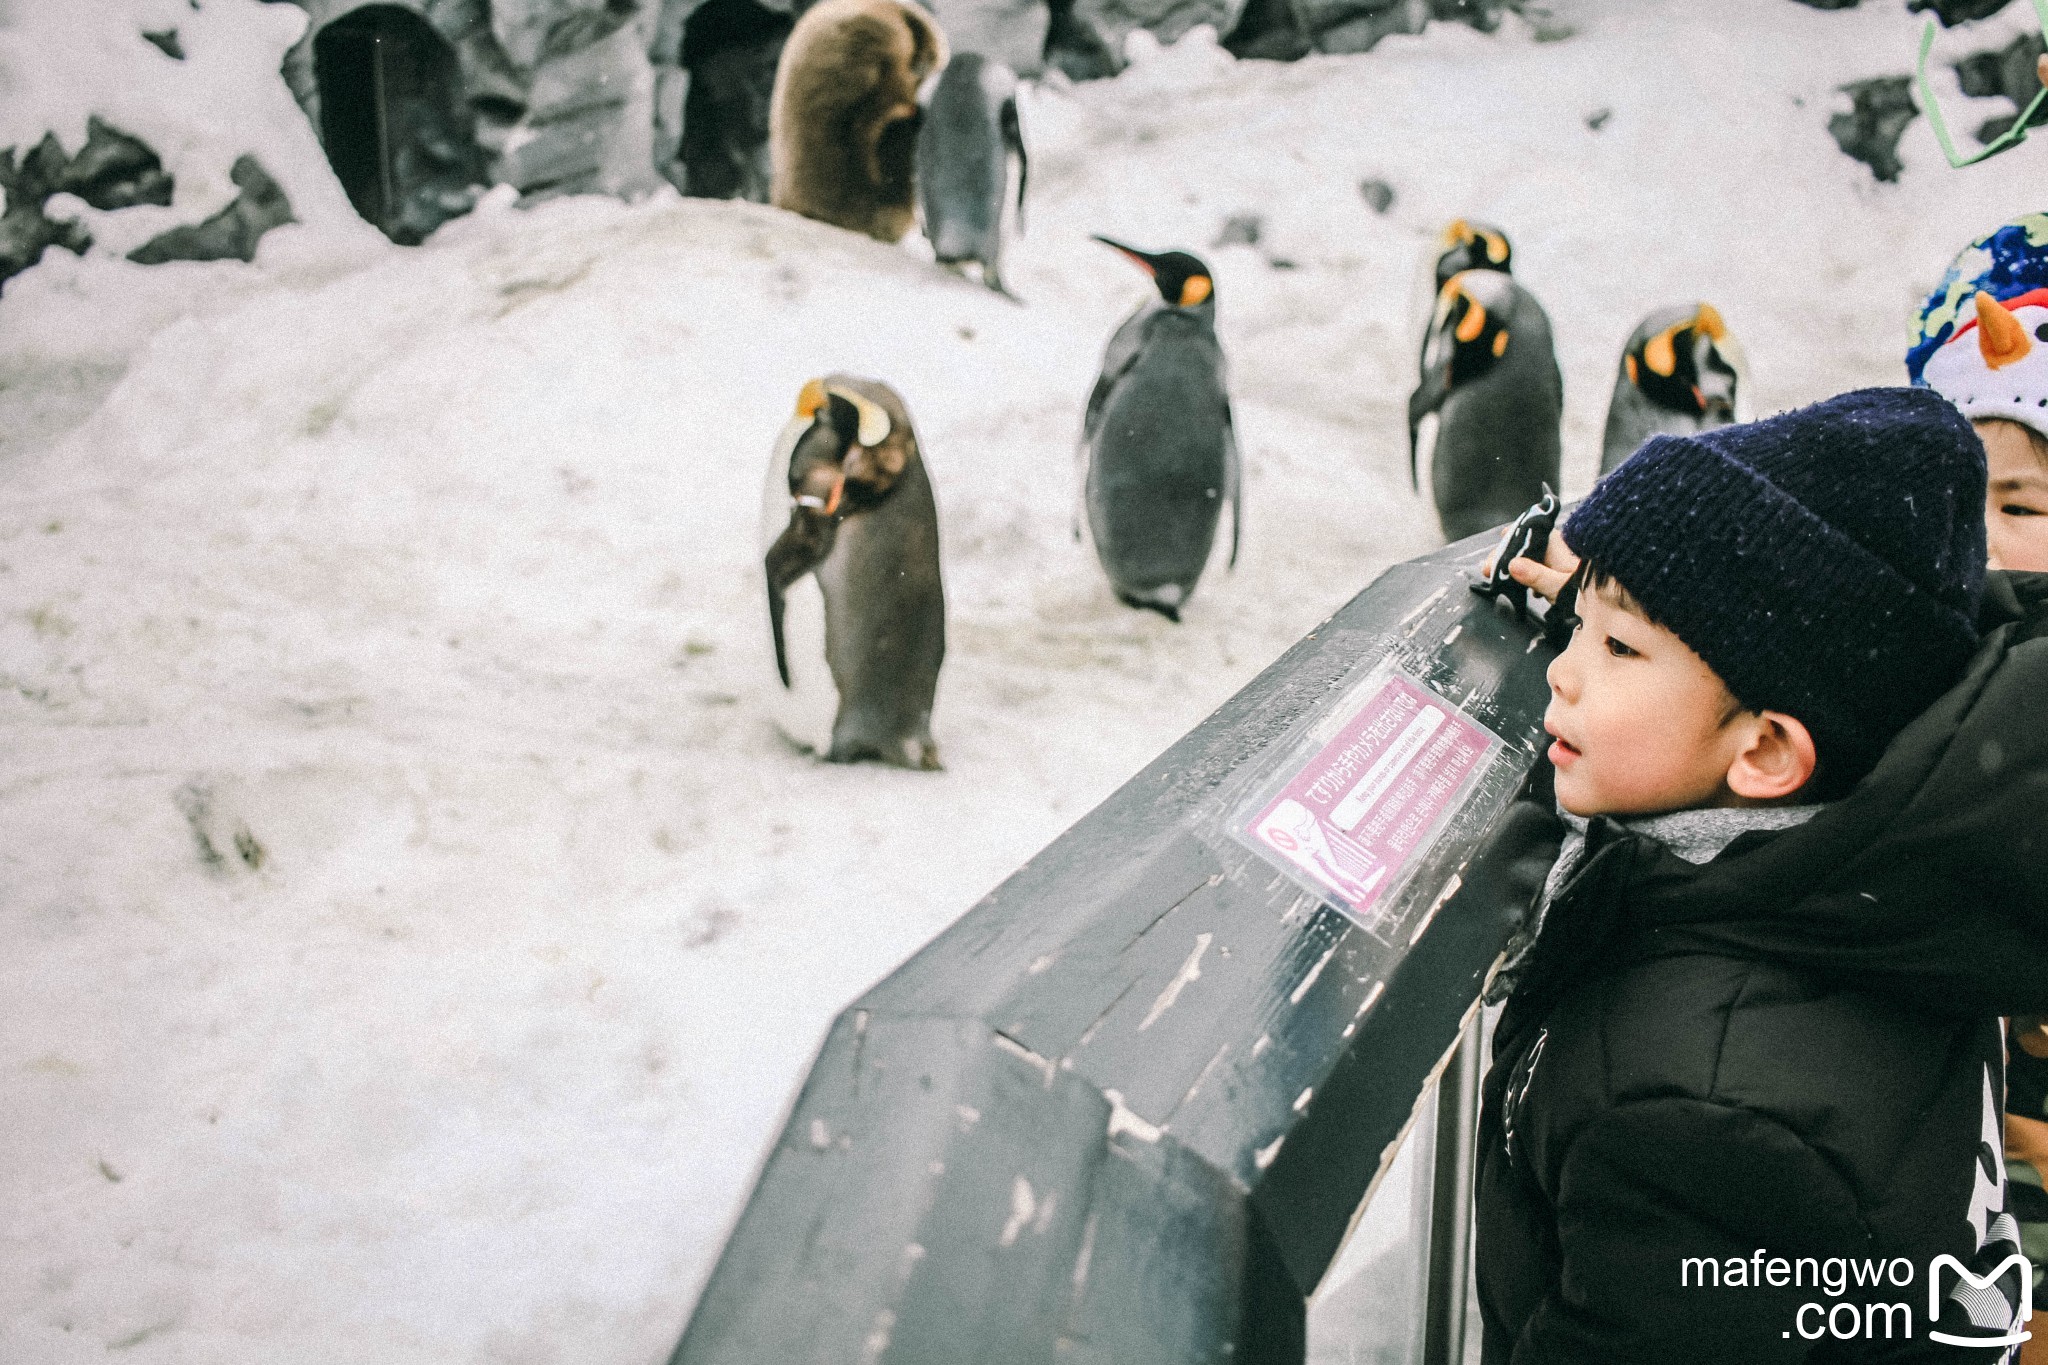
[1442,218,1473,248]
[1976,290,2032,370]
[1693,302,1727,341]
[1483,231,1508,264]
[1644,326,1679,378]
[795,378,829,419]
[1454,294,1487,343]
[1492,329,1509,357]
[1625,353,1640,385]
[1179,275,1213,307]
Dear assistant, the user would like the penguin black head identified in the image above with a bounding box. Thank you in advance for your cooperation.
[779,377,903,520]
[1433,219,1512,293]
[1624,303,1739,421]
[1408,270,1517,486]
[1092,235,1215,310]
[1430,270,1514,387]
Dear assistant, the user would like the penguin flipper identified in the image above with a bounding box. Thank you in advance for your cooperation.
[767,570,793,688]
[1084,308,1148,445]
[765,515,837,689]
[1223,400,1241,571]
[1002,97,1027,234]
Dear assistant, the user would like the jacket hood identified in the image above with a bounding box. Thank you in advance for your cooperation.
[1611,570,2048,1019]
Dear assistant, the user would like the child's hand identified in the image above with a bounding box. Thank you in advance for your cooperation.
[1501,529,1580,603]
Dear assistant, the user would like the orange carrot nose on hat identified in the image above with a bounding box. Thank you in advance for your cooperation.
[1922,287,2048,441]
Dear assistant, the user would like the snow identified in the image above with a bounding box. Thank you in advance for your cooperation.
[1,0,2044,1360]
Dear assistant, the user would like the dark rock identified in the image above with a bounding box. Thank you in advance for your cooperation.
[59,117,175,210]
[1305,0,1424,56]
[1952,29,2048,146]
[1223,0,1308,59]
[128,155,294,265]
[142,27,186,59]
[1057,0,1247,76]
[538,0,640,63]
[1789,0,1860,8]
[1585,106,1611,131]
[0,145,91,293]
[1426,0,1504,29]
[1358,177,1395,213]
[1908,0,2014,23]
[676,0,789,200]
[19,133,71,202]
[306,5,489,241]
[1044,0,1122,80]
[1213,212,1262,247]
[1829,74,1916,182]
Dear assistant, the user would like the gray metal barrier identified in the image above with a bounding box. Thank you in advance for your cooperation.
[671,533,1553,1365]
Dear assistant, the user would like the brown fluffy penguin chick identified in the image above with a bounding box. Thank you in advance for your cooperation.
[768,0,947,243]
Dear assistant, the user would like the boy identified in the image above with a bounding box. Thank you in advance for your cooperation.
[1477,387,2048,1361]
[1912,215,2048,575]
[1917,229,2048,1361]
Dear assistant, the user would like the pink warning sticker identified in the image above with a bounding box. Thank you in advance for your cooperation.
[1240,673,1498,926]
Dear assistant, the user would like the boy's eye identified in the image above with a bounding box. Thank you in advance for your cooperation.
[1604,636,1638,659]
[2001,502,2044,518]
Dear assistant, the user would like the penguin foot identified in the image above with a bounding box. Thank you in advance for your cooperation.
[1117,592,1183,623]
[824,735,944,770]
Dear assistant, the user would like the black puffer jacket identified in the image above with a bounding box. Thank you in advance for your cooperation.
[1476,573,2048,1363]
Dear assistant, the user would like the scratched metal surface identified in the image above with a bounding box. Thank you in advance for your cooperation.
[670,533,1553,1365]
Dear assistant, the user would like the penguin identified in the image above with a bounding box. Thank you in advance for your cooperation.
[1432,218,1512,292]
[763,375,945,769]
[916,52,1027,295]
[1598,303,1744,474]
[1079,236,1240,622]
[768,0,947,243]
[1415,220,1513,405]
[1408,268,1562,543]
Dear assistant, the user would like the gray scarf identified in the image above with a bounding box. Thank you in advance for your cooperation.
[1484,802,1822,1004]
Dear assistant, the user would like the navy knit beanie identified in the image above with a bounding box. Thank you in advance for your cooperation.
[1563,387,1987,785]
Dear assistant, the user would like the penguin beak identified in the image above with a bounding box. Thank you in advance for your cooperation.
[1091,234,1158,276]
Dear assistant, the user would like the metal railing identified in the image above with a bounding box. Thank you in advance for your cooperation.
[671,533,1551,1364]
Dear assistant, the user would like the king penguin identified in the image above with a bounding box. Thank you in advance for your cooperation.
[1432,218,1512,292]
[916,52,1027,295]
[1598,303,1744,474]
[1415,220,1514,415]
[762,375,945,769]
[1408,268,1562,542]
[1079,236,1240,621]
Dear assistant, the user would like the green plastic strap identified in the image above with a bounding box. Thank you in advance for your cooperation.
[1917,0,2048,169]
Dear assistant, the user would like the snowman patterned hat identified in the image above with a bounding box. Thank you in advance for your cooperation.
[1908,213,2048,439]
[1920,289,2048,443]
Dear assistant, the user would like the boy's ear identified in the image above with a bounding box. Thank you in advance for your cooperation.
[1726,710,1818,802]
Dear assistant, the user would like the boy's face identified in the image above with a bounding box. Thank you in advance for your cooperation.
[1544,579,1752,817]
[1978,419,2048,572]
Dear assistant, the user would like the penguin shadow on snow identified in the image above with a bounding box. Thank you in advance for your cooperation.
[1408,221,1561,544]
[916,52,1029,300]
[1075,235,1241,623]
[760,376,946,771]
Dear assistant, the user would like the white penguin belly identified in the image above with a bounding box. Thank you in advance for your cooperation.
[1413,411,1442,505]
